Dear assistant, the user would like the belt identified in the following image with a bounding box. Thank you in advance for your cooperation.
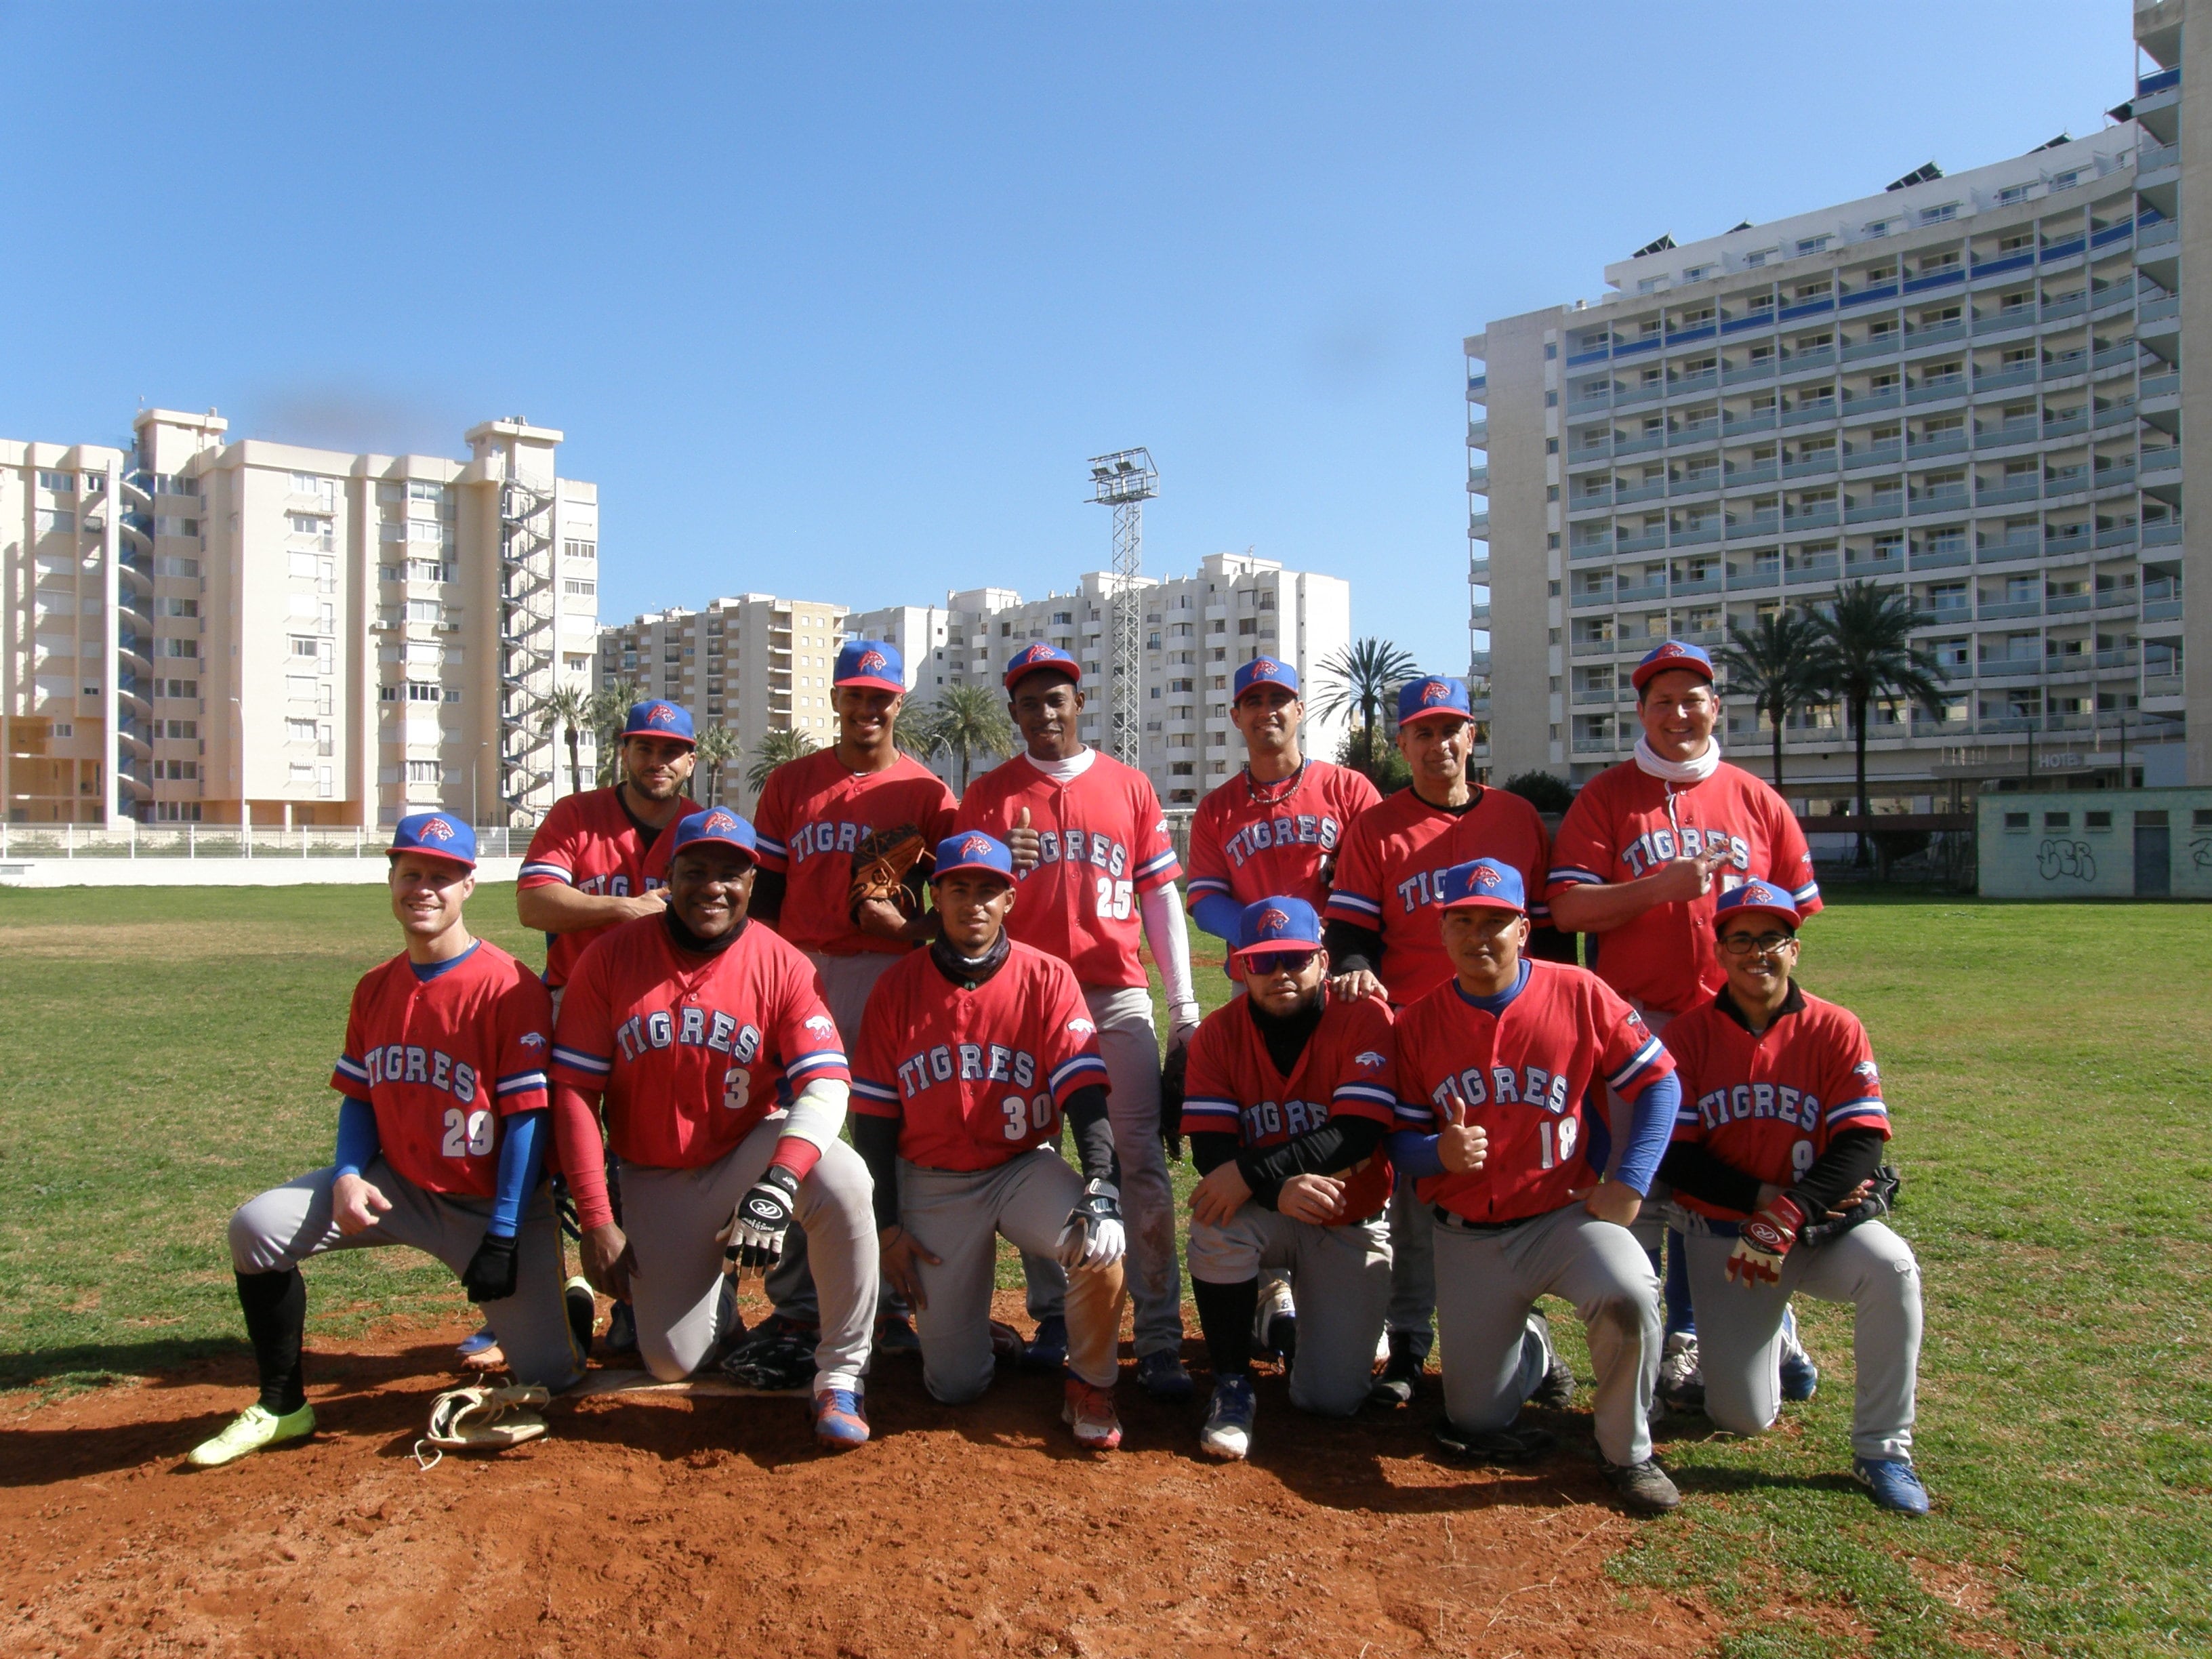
[1433,1205,1544,1236]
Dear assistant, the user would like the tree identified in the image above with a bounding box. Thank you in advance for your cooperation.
[541,684,594,799]
[1713,607,1831,796]
[1501,769,1574,814]
[1811,580,1946,867]
[692,724,741,807]
[918,683,1013,792]
[589,679,643,787]
[1334,725,1410,790]
[1313,637,1419,785]
[745,725,818,796]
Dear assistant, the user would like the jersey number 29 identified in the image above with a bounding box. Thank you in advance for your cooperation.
[441,1107,494,1159]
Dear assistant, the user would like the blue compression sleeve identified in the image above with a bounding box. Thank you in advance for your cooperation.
[487,1109,549,1240]
[1387,1129,1447,1180]
[1191,892,1244,946]
[1614,1071,1679,1196]
[333,1097,380,1181]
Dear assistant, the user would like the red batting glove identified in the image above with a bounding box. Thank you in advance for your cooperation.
[1725,1193,1805,1287]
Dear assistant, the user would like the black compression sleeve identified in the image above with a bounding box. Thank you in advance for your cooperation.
[1189,1130,1241,1177]
[1658,1140,1764,1215]
[1788,1128,1889,1216]
[237,1268,308,1416]
[850,1112,902,1233]
[1528,924,1577,964]
[1322,916,1385,977]
[747,868,786,926]
[1063,1084,1118,1186]
[1235,1115,1392,1208]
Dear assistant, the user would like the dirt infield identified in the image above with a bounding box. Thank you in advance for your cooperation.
[3,1296,1722,1659]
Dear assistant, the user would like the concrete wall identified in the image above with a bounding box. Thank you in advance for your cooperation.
[1977,785,2212,897]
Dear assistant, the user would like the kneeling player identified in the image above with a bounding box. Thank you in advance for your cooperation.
[192,815,584,1467]
[851,833,1131,1449]
[1660,882,1929,1515]
[1180,898,1397,1458]
[1389,860,1683,1515]
[550,808,880,1450]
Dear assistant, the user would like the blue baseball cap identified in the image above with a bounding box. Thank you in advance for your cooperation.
[932,830,1015,884]
[668,806,758,865]
[1631,638,1715,693]
[836,639,905,695]
[1396,674,1473,726]
[1439,858,1525,914]
[1233,656,1300,703]
[1713,880,1801,933]
[1230,896,1324,968]
[1003,641,1082,692]
[390,811,476,869]
[622,699,696,747]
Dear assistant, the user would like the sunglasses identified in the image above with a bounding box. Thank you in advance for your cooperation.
[1243,949,1319,978]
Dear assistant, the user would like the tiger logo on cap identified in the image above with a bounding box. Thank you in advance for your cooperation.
[960,833,994,860]
[857,649,888,675]
[418,816,455,841]
[1257,906,1291,935]
[1252,658,1278,676]
[1654,642,1687,661]
[703,810,739,835]
[1418,680,1450,705]
[1474,865,1503,888]
[647,703,678,725]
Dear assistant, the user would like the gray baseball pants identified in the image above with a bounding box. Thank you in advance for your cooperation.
[1433,1202,1660,1467]
[229,1160,584,1391]
[1682,1221,1921,1462]
[1188,1206,1391,1416]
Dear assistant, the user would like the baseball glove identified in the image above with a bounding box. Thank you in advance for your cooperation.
[847,823,929,922]
[413,1382,550,1469]
[1797,1164,1902,1250]
[720,1321,818,1392]
[1158,1045,1187,1163]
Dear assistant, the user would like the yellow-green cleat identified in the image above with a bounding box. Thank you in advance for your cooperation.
[187,1401,316,1469]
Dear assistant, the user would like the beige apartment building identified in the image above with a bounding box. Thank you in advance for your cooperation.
[1,408,599,827]
[1472,0,2203,805]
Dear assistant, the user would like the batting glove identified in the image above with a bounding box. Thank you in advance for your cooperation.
[460,1232,520,1304]
[1725,1193,1804,1287]
[720,1165,801,1273]
[1055,1179,1126,1271]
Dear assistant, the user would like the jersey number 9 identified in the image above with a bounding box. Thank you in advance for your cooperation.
[1001,1093,1054,1139]
[441,1107,494,1160]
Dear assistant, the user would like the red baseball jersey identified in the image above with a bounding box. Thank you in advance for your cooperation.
[330,940,553,1198]
[951,752,1181,990]
[1393,960,1673,1225]
[848,941,1111,1171]
[1186,761,1382,912]
[1662,987,1889,1223]
[550,916,848,1170]
[518,787,680,987]
[1545,760,1820,1017]
[750,748,957,956]
[1179,990,1400,1223]
[1323,786,1553,1006]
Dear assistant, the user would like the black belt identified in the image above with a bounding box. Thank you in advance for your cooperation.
[1433,1205,1543,1236]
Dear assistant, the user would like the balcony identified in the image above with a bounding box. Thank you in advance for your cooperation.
[1726,462,1780,489]
[1978,598,2043,620]
[1846,499,1904,525]
[1907,431,1969,462]
[1909,489,1969,516]
[1670,521,1723,548]
[1724,358,1778,385]
[2142,447,2182,476]
[1572,687,1623,706]
[1844,553,1905,579]
[1614,530,1667,555]
[1671,573,1723,598]
[1570,588,1614,609]
[1911,544,1972,571]
[1972,364,2038,395]
[1728,565,1782,592]
[2095,525,2139,551]
[2042,413,2089,441]
[1782,401,1840,427]
[2139,294,2180,325]
[2141,371,2180,401]
[1727,512,1781,540]
[1784,560,1841,588]
[1668,370,1719,396]
[1975,478,2040,508]
[2144,598,2185,622]
[1843,335,1900,363]
[1975,418,2039,449]
[2143,520,2183,548]
[1469,511,1490,539]
[1570,636,1619,657]
[1724,409,1780,435]
[1573,736,1622,755]
[1782,453,1840,480]
[1842,388,1902,415]
[1845,441,1903,470]
[1467,465,1490,493]
[1671,417,1721,447]
[1907,375,1967,405]
[1614,480,1666,505]
[1614,580,1668,605]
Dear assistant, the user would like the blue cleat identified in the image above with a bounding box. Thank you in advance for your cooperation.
[1139,1349,1195,1401]
[1199,1374,1256,1460]
[1853,1457,1931,1515]
[1020,1315,1068,1373]
[1778,1306,1818,1402]
[812,1387,870,1451]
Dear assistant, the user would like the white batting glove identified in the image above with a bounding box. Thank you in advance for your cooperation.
[1055,1179,1126,1270]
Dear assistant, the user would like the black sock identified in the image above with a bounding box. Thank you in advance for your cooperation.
[1191,1276,1259,1379]
[237,1269,306,1415]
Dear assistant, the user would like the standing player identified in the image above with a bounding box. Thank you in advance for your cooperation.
[1545,640,1823,1408]
[190,814,583,1467]
[1389,858,1683,1515]
[952,642,1203,1399]
[849,832,1131,1449]
[549,808,880,1450]
[1660,882,1929,1513]
[1322,674,1564,1406]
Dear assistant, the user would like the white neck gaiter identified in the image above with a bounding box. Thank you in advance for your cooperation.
[1633,735,1721,786]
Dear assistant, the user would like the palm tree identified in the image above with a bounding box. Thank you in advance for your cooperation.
[891,696,942,764]
[745,726,818,796]
[540,684,595,799]
[920,683,1014,792]
[589,679,642,787]
[1313,637,1419,780]
[692,724,741,807]
[1811,580,1946,866]
[1713,608,1830,796]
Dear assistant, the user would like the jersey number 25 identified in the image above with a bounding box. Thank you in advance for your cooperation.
[1094,877,1133,920]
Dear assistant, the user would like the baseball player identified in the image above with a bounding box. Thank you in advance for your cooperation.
[1546,640,1823,1409]
[1659,881,1928,1514]
[1388,857,1683,1515]
[733,639,955,1367]
[1322,674,1565,1406]
[952,642,1202,1399]
[849,832,1131,1449]
[549,807,880,1450]
[189,814,584,1468]
[1180,898,1398,1459]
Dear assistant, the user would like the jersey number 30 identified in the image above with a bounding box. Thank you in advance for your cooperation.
[1001,1093,1054,1139]
[441,1108,494,1159]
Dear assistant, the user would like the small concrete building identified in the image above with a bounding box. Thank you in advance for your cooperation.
[1978,785,2212,897]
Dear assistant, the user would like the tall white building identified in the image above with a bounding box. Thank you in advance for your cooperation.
[1,409,598,827]
[1472,4,2200,805]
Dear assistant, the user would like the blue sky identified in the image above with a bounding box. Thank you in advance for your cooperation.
[0,2,2135,672]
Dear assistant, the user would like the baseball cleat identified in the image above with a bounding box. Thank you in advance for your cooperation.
[604,1299,638,1354]
[1062,1378,1124,1451]
[811,1387,869,1451]
[1137,1349,1195,1401]
[1368,1330,1425,1408]
[1019,1314,1069,1373]
[1853,1457,1931,1515]
[1778,1307,1818,1402]
[988,1318,1027,1361]
[1433,1418,1557,1465]
[1530,1353,1577,1410]
[1602,1457,1683,1515]
[457,1325,499,1358]
[187,1402,316,1469]
[1199,1375,1256,1460]
[564,1277,597,1357]
[1658,1330,1705,1410]
[874,1310,921,1355]
[1252,1277,1298,1361]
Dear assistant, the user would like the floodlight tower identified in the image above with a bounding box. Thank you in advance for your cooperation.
[1087,447,1158,767]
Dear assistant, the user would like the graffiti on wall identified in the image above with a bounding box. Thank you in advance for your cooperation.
[2036,839,2097,883]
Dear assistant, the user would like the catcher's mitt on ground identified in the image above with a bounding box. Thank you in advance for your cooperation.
[413,1382,551,1469]
[848,823,929,922]
[1798,1164,1902,1250]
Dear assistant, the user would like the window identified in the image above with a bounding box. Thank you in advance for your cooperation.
[2048,171,2078,191]
[155,556,199,577]
[285,513,324,535]
[565,539,596,561]
[286,718,318,743]
[158,596,199,617]
[162,678,199,699]
[1744,249,1773,267]
[405,599,443,623]
[407,760,445,783]
[1797,235,1830,255]
[1920,203,1959,224]
[289,636,325,659]
[35,508,74,536]
[160,638,199,658]
[162,720,198,739]
[563,579,596,598]
[1863,220,1892,238]
[1996,184,2031,206]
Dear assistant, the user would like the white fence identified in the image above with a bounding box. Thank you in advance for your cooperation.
[0,823,526,862]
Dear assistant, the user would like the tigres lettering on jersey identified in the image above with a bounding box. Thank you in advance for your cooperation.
[1186,762,1381,912]
[750,748,956,956]
[518,788,680,987]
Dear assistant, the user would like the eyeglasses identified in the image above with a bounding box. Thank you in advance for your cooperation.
[1719,931,1797,956]
[1244,949,1319,978]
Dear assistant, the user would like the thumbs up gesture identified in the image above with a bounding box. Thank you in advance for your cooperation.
[1008,805,1041,873]
[1435,1085,1488,1174]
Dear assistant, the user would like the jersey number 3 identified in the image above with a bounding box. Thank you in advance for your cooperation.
[441,1107,494,1159]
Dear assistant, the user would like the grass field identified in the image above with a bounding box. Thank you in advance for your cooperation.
[2,884,2207,1657]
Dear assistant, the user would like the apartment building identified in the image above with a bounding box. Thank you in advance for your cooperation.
[1472,5,2199,805]
[596,594,849,809]
[1,408,599,827]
